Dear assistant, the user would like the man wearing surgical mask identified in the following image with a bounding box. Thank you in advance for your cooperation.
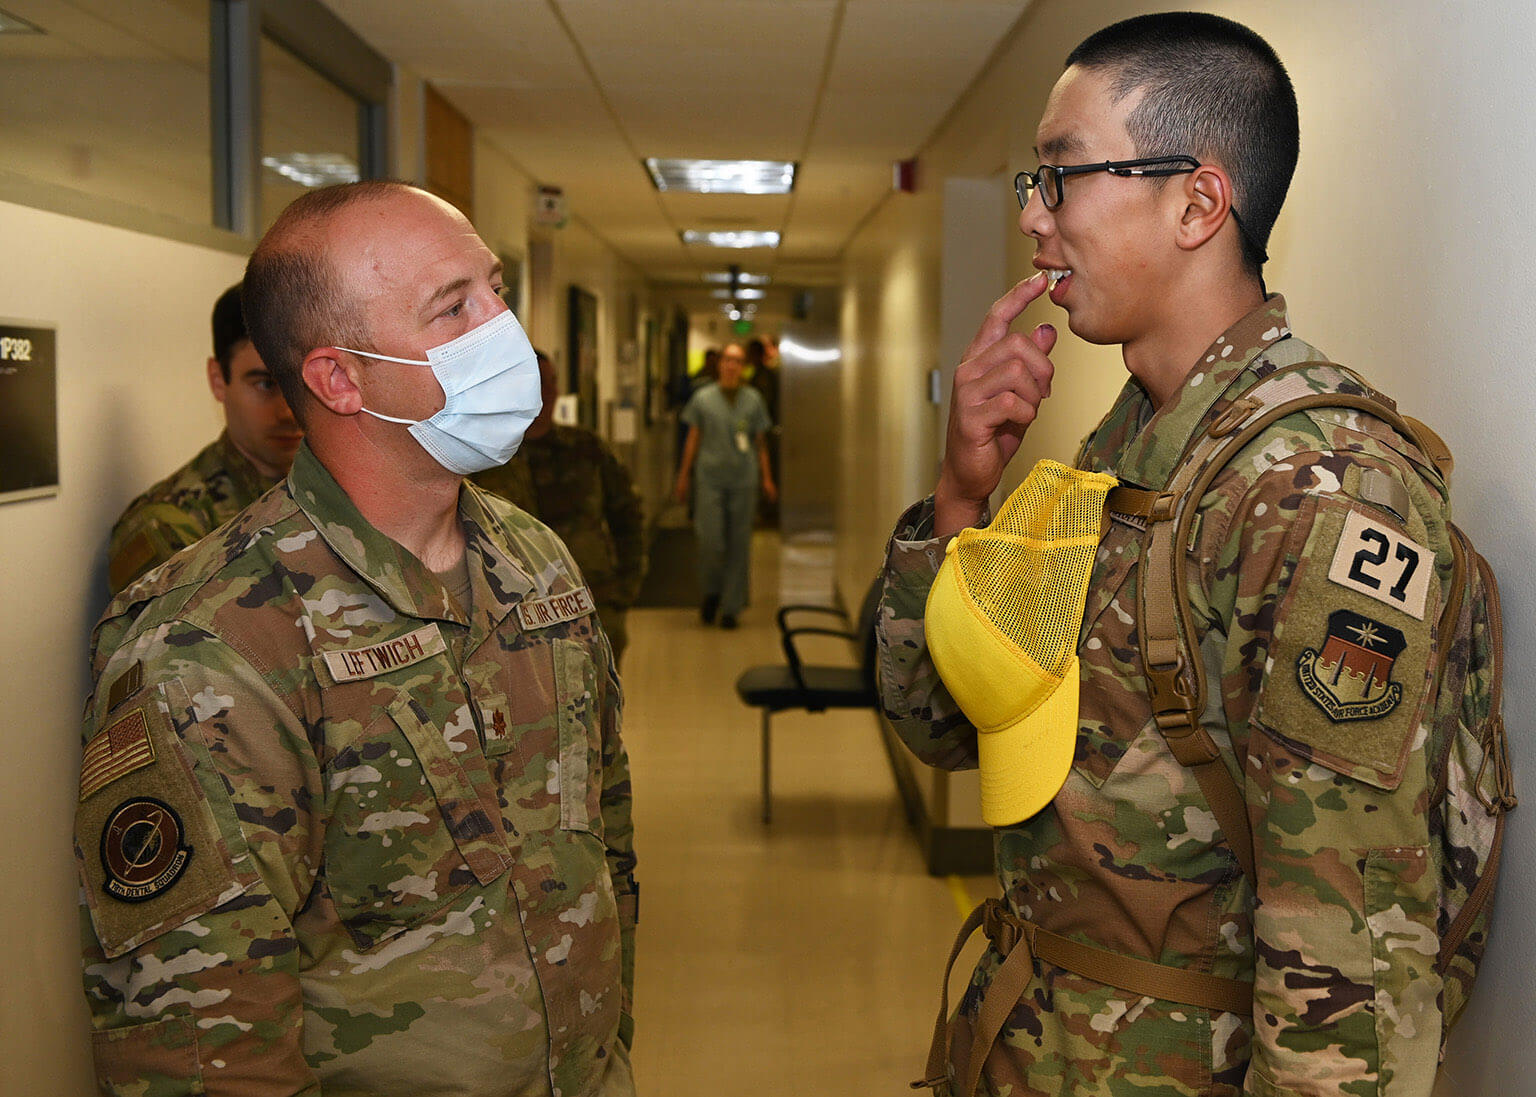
[73,182,637,1096]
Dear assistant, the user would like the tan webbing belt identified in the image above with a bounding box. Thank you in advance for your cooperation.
[916,899,1251,1096]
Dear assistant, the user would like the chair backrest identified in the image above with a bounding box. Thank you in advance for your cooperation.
[854,576,882,694]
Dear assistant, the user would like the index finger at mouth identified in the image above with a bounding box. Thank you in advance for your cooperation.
[965,273,1048,359]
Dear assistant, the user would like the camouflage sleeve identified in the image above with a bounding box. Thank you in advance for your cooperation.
[1202,450,1442,1096]
[875,496,981,772]
[597,442,647,608]
[76,623,323,1096]
[595,633,638,1048]
[107,503,206,596]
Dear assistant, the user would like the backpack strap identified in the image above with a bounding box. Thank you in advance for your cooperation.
[1125,361,1445,886]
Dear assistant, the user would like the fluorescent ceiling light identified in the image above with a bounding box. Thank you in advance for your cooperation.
[682,230,780,249]
[711,288,765,301]
[262,153,360,188]
[0,7,43,32]
[646,158,795,195]
[703,272,771,285]
[780,334,841,364]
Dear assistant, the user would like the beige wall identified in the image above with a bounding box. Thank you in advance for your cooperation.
[474,136,674,520]
[837,0,1536,1088]
[0,199,247,1097]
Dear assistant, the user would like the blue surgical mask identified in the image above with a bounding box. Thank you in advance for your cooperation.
[337,310,542,475]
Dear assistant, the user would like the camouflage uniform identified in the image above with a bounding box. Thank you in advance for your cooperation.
[472,426,646,661]
[881,297,1452,1095]
[106,431,280,596]
[76,443,638,1097]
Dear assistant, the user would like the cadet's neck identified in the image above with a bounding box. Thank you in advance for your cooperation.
[1124,269,1265,408]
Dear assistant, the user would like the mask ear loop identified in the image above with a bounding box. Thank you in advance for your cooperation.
[331,346,429,425]
[356,406,418,425]
[332,345,432,367]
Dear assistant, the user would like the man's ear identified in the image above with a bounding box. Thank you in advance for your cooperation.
[1175,165,1235,252]
[206,356,227,403]
[301,348,364,415]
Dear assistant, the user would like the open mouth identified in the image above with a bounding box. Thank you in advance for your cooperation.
[1047,268,1072,289]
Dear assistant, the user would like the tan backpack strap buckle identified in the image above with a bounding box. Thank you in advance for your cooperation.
[1207,397,1263,437]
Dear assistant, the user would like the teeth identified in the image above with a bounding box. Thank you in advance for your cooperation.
[1048,269,1071,288]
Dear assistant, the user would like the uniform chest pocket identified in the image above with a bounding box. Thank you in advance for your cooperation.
[1073,521,1151,787]
[323,697,511,950]
[554,639,605,835]
[481,637,606,837]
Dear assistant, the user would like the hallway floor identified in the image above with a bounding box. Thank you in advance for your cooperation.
[621,530,993,1093]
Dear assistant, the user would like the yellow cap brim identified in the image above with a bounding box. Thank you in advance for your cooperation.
[976,656,1080,827]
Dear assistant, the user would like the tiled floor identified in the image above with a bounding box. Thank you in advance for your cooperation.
[622,530,993,1093]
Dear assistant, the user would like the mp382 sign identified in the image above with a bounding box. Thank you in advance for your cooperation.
[0,321,58,503]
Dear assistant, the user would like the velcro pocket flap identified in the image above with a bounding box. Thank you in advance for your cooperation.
[1252,498,1439,790]
[76,677,256,959]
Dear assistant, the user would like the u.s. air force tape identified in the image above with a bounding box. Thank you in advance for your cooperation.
[516,586,595,630]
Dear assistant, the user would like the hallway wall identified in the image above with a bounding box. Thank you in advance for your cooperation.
[836,1,1536,1090]
[0,199,246,1097]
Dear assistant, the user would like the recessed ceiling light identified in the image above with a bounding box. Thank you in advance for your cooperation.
[262,153,360,188]
[703,272,771,286]
[682,230,780,249]
[0,7,44,33]
[711,288,765,301]
[646,159,796,195]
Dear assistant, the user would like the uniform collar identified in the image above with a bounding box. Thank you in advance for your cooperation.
[214,430,283,497]
[287,444,534,633]
[1110,294,1293,490]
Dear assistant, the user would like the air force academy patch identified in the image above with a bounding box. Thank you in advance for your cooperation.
[1297,609,1406,722]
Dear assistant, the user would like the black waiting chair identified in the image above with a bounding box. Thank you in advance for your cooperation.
[734,577,882,822]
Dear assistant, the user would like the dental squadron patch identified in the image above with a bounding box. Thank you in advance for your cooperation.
[100,797,193,902]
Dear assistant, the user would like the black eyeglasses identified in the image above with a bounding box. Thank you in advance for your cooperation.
[1014,155,1199,210]
[1015,155,1268,262]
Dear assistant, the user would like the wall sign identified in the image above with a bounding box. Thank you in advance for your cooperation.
[0,320,58,504]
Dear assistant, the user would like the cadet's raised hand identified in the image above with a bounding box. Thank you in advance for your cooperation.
[933,272,1057,536]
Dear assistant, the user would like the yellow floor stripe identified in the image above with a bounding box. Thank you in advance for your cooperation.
[945,874,973,921]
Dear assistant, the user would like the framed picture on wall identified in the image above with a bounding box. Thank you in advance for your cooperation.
[643,316,660,425]
[567,284,598,429]
[498,249,525,324]
[0,319,58,504]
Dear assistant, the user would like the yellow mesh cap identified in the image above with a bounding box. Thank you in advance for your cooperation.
[924,460,1116,826]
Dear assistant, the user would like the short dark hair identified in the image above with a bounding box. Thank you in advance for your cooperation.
[210,283,249,381]
[242,180,415,421]
[1065,12,1298,275]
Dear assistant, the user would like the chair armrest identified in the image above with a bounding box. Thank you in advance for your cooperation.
[781,625,858,689]
[776,603,849,636]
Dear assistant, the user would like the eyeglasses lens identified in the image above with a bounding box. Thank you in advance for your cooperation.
[1040,166,1061,209]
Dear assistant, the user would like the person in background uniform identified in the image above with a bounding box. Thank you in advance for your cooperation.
[672,340,775,629]
[880,13,1460,1096]
[745,336,781,527]
[473,349,646,663]
[75,182,637,1097]
[105,283,302,594]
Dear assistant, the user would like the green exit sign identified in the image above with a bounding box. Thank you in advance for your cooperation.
[732,319,754,335]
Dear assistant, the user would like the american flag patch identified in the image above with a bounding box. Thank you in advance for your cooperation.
[80,709,156,802]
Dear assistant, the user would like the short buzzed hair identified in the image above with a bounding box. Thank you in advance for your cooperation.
[1066,12,1298,275]
[242,180,415,420]
[209,283,249,382]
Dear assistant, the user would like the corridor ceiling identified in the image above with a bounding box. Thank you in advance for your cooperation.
[322,0,1033,291]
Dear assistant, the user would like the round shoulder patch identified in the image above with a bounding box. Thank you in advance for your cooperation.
[100,797,193,903]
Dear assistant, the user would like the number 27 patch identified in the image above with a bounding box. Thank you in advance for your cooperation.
[1327,508,1431,620]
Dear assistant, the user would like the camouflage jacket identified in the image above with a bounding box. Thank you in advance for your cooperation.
[880,297,1450,1096]
[472,426,646,610]
[76,444,638,1097]
[107,431,279,595]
